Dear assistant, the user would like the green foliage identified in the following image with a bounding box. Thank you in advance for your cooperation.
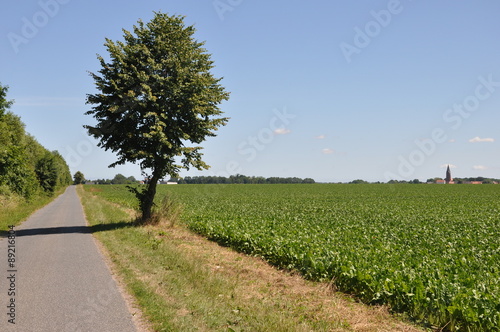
[36,151,59,193]
[150,193,183,226]
[85,12,229,221]
[111,173,136,184]
[126,185,149,215]
[112,174,128,184]
[0,83,13,117]
[35,151,71,194]
[24,134,50,169]
[91,174,137,185]
[349,179,368,184]
[0,82,71,199]
[51,151,72,189]
[73,171,85,185]
[0,144,39,198]
[0,106,39,198]
[179,174,316,184]
[79,186,349,331]
[88,184,500,331]
[454,177,500,184]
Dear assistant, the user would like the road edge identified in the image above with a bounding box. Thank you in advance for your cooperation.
[74,185,153,332]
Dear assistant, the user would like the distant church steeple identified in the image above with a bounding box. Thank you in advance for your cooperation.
[445,165,453,184]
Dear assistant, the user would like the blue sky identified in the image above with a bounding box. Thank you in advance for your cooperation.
[1,1,499,182]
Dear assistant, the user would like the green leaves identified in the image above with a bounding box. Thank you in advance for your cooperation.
[0,83,13,117]
[86,12,228,171]
[35,151,71,194]
[177,184,500,331]
[85,12,229,220]
[0,83,71,199]
[73,171,85,185]
[89,182,500,330]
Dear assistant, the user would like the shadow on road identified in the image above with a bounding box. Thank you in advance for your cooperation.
[0,221,134,238]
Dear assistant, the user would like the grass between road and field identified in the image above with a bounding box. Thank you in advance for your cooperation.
[77,185,422,332]
[0,187,67,231]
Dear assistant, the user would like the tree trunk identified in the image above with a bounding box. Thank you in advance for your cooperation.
[140,170,161,223]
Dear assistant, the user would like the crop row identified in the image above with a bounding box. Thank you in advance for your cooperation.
[87,184,500,331]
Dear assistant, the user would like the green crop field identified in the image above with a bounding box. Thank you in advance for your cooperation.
[85,184,500,331]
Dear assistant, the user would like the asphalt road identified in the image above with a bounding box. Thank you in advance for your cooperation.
[0,186,139,331]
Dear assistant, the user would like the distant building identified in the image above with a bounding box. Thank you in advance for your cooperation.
[435,179,446,184]
[159,180,178,185]
[445,165,454,184]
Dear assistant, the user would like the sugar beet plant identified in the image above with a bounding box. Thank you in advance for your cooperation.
[87,184,500,331]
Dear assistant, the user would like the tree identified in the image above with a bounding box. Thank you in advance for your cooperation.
[35,151,72,194]
[73,171,85,185]
[85,12,229,222]
[35,151,58,193]
[0,86,39,199]
[111,173,128,185]
[111,173,137,184]
[0,83,13,117]
[0,83,71,198]
[51,151,72,189]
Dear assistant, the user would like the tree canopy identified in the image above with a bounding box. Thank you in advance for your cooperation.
[0,83,13,117]
[85,12,229,222]
[0,83,71,198]
[73,171,86,185]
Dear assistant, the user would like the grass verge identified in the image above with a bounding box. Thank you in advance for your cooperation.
[0,187,67,231]
[77,185,423,331]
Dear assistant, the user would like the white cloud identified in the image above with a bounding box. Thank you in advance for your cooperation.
[322,148,334,154]
[473,165,488,170]
[274,128,291,135]
[469,137,495,143]
[448,139,456,143]
[315,135,326,139]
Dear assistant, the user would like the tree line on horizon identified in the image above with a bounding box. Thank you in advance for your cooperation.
[89,173,138,185]
[78,173,315,185]
[81,174,500,186]
[178,174,316,184]
[351,177,500,184]
[427,177,500,184]
[0,83,72,200]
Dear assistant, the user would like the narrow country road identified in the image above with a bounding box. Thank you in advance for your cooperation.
[0,186,139,331]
